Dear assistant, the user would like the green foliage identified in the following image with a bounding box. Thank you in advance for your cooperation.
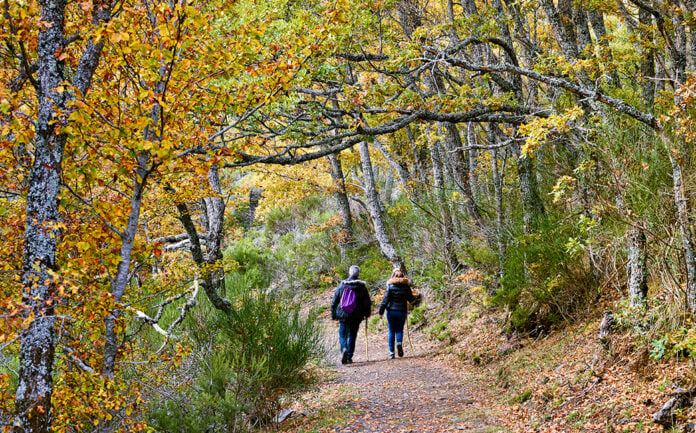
[225,237,272,290]
[510,390,533,404]
[493,215,595,334]
[409,303,428,326]
[148,274,325,432]
[342,246,391,287]
[263,206,294,234]
[368,315,383,332]
[649,324,696,360]
[461,240,498,273]
[426,319,453,342]
[613,297,696,361]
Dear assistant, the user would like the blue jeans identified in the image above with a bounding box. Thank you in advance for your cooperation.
[386,310,407,353]
[338,319,361,360]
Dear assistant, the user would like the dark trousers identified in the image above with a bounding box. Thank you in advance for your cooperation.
[386,310,407,353]
[339,319,361,360]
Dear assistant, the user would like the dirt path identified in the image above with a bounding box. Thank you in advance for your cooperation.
[277,320,506,433]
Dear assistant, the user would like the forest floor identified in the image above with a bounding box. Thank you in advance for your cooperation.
[270,290,696,433]
[272,318,506,433]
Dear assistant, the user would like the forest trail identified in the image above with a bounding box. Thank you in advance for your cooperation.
[277,319,506,433]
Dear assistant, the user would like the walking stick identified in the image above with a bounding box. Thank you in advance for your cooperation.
[364,321,369,361]
[406,316,414,353]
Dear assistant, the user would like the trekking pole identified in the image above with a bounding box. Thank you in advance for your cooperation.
[406,316,414,353]
[364,321,369,361]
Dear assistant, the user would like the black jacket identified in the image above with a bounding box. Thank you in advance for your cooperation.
[378,278,415,315]
[331,278,371,322]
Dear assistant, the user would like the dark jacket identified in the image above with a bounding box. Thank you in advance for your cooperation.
[331,278,371,322]
[378,277,415,315]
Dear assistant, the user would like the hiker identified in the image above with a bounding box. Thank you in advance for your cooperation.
[378,268,415,359]
[331,265,372,364]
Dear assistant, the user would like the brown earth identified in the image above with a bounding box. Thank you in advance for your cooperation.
[274,318,506,433]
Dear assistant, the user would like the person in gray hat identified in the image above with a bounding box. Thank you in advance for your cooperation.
[331,265,372,364]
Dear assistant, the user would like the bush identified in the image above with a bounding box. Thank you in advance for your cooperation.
[409,303,428,326]
[148,281,325,432]
[225,237,272,290]
[493,216,596,334]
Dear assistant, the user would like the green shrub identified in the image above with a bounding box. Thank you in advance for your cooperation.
[225,237,272,290]
[148,282,325,432]
[263,206,294,234]
[493,215,595,334]
[409,303,428,326]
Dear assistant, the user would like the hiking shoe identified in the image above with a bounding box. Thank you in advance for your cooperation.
[389,352,395,359]
[341,349,348,365]
[397,343,404,358]
[346,358,353,364]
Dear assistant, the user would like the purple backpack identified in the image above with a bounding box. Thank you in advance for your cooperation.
[339,285,358,315]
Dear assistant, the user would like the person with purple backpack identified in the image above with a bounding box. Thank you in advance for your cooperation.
[331,265,372,364]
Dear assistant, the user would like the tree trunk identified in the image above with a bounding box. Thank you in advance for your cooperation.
[358,141,406,272]
[492,148,507,282]
[505,131,546,232]
[666,143,696,312]
[442,123,485,230]
[406,125,427,197]
[103,158,150,378]
[247,187,263,229]
[15,0,111,428]
[627,227,649,304]
[587,10,621,88]
[203,166,227,295]
[429,136,462,272]
[176,200,232,312]
[327,152,354,254]
[639,9,656,106]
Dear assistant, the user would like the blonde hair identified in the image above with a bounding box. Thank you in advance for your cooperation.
[390,268,404,279]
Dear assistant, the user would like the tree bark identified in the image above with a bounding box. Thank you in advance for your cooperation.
[203,166,227,296]
[247,187,263,229]
[666,145,696,312]
[429,136,462,272]
[327,152,354,254]
[639,9,656,106]
[176,200,232,312]
[102,158,150,379]
[492,148,507,282]
[627,228,649,304]
[510,140,546,232]
[358,141,406,272]
[15,0,111,430]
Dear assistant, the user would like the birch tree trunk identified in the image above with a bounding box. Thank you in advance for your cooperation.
[358,141,406,272]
